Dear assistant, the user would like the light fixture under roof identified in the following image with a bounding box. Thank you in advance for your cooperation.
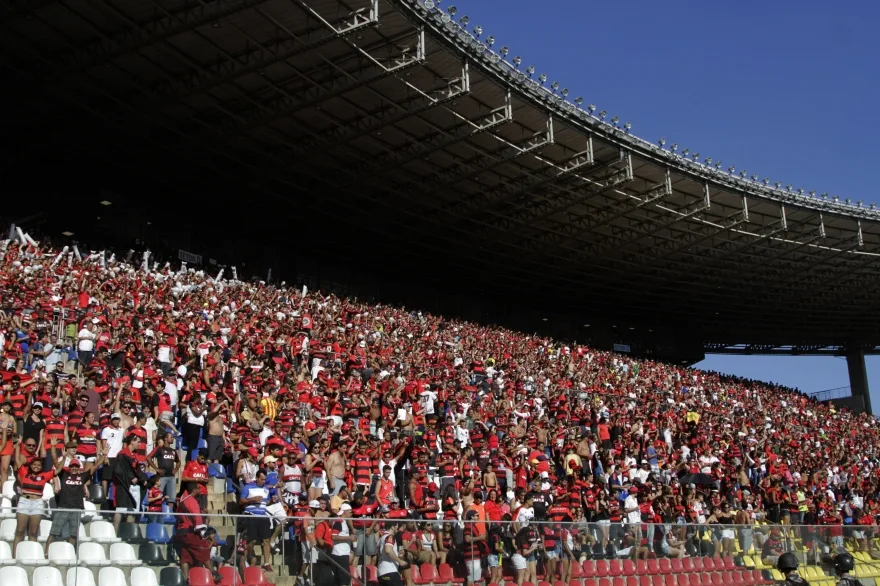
[542,318,548,322]
[100,200,112,206]
[62,231,74,237]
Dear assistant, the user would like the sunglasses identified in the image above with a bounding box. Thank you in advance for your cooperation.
[25,443,36,448]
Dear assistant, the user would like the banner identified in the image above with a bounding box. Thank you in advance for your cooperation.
[613,343,631,353]
[178,249,202,265]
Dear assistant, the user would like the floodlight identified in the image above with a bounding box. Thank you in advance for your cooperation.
[763,178,770,185]
[797,188,804,195]
[774,182,781,188]
[821,193,828,199]
[833,196,839,202]
[538,73,547,83]
[588,104,596,113]
[682,148,689,156]
[460,15,469,26]
[658,138,666,147]
[705,157,712,165]
[871,203,876,209]
[448,5,457,15]
[845,198,851,204]
[751,174,758,181]
[561,88,568,97]
[474,25,482,37]
[857,200,863,207]
[486,36,494,47]
[574,96,583,105]
[692,152,699,160]
[670,143,677,152]
[624,121,632,131]
[599,110,607,119]
[786,184,792,191]
[715,162,722,170]
[512,56,521,66]
[551,81,559,91]
[740,171,746,178]
[728,166,735,174]
[500,46,509,56]
[611,116,619,125]
[425,0,435,8]
[526,65,535,76]
[809,190,815,197]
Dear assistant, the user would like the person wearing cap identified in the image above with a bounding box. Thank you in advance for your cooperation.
[330,502,355,586]
[22,401,46,457]
[46,453,105,555]
[100,412,125,494]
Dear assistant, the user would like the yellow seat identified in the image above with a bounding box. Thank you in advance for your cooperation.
[769,569,784,581]
[743,556,756,568]
[803,566,822,579]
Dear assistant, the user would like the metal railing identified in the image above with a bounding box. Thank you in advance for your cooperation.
[808,386,852,402]
[0,505,877,584]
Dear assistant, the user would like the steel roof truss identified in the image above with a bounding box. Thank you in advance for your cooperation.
[153,14,377,100]
[289,63,470,163]
[44,0,271,71]
[208,27,425,136]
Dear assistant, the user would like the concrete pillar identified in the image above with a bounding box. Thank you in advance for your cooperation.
[845,349,873,415]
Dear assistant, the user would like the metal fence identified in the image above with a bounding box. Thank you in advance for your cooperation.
[0,506,878,585]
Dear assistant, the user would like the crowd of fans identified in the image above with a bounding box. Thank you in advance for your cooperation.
[1,237,879,586]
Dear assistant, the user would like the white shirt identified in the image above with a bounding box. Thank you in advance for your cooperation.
[515,506,534,527]
[331,520,352,556]
[77,328,96,352]
[625,495,641,524]
[101,425,125,458]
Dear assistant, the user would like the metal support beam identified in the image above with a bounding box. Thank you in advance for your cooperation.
[46,0,271,71]
[289,64,470,163]
[152,14,377,99]
[202,28,426,137]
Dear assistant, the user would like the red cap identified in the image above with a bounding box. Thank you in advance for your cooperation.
[69,459,82,468]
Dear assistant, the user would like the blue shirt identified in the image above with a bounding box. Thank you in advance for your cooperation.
[240,482,270,515]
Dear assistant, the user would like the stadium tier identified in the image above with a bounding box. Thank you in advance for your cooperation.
[2,1,880,585]
[0,235,879,586]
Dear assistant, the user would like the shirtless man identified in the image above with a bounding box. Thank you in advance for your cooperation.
[326,441,347,496]
[206,399,227,463]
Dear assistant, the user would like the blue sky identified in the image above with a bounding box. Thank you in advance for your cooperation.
[455,0,880,407]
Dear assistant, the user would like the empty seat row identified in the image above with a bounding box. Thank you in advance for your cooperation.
[0,541,140,566]
[0,519,120,543]
[577,558,737,578]
[489,573,772,586]
[0,566,157,586]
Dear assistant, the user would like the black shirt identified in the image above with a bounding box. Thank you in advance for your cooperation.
[57,470,88,509]
[22,415,45,445]
[153,446,179,477]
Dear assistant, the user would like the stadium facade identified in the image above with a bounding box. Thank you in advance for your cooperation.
[1,0,877,413]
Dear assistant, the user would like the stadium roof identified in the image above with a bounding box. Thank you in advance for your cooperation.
[2,0,880,353]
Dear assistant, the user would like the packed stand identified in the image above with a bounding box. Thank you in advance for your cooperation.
[0,237,879,586]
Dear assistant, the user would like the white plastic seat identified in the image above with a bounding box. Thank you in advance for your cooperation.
[0,565,29,586]
[67,567,98,586]
[33,565,66,586]
[48,541,80,567]
[1,479,15,500]
[98,566,128,586]
[0,518,16,540]
[38,518,53,542]
[108,542,142,566]
[77,542,110,566]
[88,521,120,544]
[130,567,160,586]
[78,523,93,543]
[0,496,14,518]
[16,540,50,565]
[43,482,56,501]
[82,501,99,523]
[0,540,14,564]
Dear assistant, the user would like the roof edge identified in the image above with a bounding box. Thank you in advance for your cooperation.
[392,0,878,221]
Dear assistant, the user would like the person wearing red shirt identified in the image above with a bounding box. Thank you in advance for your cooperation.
[182,448,210,511]
[175,481,221,583]
[14,458,55,553]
